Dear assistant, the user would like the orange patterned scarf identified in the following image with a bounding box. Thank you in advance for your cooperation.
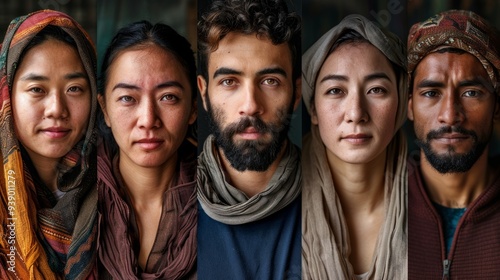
[0,10,98,279]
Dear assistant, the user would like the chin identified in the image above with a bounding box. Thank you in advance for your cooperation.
[337,151,380,165]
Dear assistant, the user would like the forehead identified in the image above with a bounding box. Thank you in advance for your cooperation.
[318,42,395,80]
[207,32,292,76]
[18,38,82,68]
[413,51,490,85]
[108,45,188,83]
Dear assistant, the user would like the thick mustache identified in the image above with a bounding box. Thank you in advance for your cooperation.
[226,117,269,135]
[426,126,477,141]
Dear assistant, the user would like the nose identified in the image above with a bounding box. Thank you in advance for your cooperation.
[45,92,69,120]
[239,83,263,117]
[137,98,161,129]
[437,93,464,126]
[344,91,369,123]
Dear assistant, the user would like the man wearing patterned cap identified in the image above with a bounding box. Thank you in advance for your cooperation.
[407,10,500,279]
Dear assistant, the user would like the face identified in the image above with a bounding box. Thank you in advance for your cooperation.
[408,51,498,173]
[12,38,91,163]
[198,32,301,172]
[99,45,196,168]
[313,42,399,165]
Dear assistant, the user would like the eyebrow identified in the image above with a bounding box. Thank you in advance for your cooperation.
[212,67,288,79]
[364,72,392,83]
[20,72,87,81]
[319,74,348,83]
[257,67,287,78]
[112,81,184,92]
[319,72,391,83]
[213,68,242,79]
[416,79,445,89]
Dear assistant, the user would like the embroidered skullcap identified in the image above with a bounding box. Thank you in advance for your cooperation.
[408,10,500,91]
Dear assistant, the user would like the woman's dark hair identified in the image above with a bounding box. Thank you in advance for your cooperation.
[15,25,78,83]
[98,21,197,155]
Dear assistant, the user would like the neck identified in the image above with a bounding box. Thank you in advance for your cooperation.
[28,153,59,192]
[326,149,387,215]
[119,152,178,210]
[218,141,288,198]
[420,148,493,208]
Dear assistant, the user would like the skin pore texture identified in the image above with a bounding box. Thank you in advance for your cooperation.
[98,45,196,269]
[12,38,91,192]
[312,42,399,273]
[198,32,301,197]
[408,51,499,208]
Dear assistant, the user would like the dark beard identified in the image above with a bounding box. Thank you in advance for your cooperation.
[206,95,293,172]
[415,126,488,174]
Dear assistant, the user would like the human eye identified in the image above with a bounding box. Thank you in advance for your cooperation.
[118,95,135,103]
[367,87,387,95]
[262,78,280,86]
[421,90,438,98]
[67,86,83,94]
[160,94,178,102]
[325,88,344,96]
[28,87,45,94]
[462,90,481,98]
[220,78,236,87]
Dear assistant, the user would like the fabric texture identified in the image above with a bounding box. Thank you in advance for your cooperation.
[407,10,500,92]
[197,197,301,280]
[301,14,408,280]
[0,10,98,280]
[197,135,301,225]
[97,140,197,280]
[408,157,500,279]
[432,203,466,255]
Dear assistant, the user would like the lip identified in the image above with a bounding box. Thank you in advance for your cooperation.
[41,126,71,139]
[134,138,164,150]
[434,133,470,144]
[237,127,262,140]
[341,133,373,144]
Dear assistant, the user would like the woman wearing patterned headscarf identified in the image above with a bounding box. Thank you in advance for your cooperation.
[301,15,408,280]
[0,10,98,279]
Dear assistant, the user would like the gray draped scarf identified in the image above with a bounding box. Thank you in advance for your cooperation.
[197,135,301,225]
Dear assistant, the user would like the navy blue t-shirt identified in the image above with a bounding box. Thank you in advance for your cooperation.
[197,197,301,280]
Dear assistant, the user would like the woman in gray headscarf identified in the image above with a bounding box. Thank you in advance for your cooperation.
[301,15,407,280]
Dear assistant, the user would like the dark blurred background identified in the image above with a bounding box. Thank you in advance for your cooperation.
[97,0,197,75]
[0,0,96,43]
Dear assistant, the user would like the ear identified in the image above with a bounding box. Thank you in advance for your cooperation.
[97,94,111,127]
[407,94,414,121]
[494,94,500,121]
[310,99,318,125]
[293,77,302,111]
[198,75,208,111]
[188,97,198,125]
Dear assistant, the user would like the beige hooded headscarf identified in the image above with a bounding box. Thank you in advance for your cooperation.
[301,14,408,280]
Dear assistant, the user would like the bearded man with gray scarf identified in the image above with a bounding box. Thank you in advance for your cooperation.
[196,0,302,279]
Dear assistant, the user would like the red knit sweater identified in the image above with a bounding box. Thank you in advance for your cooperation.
[408,157,500,279]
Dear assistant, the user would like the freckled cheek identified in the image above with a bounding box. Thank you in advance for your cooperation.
[161,107,192,134]
[315,101,343,129]
[12,96,43,133]
[69,99,92,131]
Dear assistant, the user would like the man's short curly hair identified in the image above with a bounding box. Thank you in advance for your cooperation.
[198,0,301,82]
